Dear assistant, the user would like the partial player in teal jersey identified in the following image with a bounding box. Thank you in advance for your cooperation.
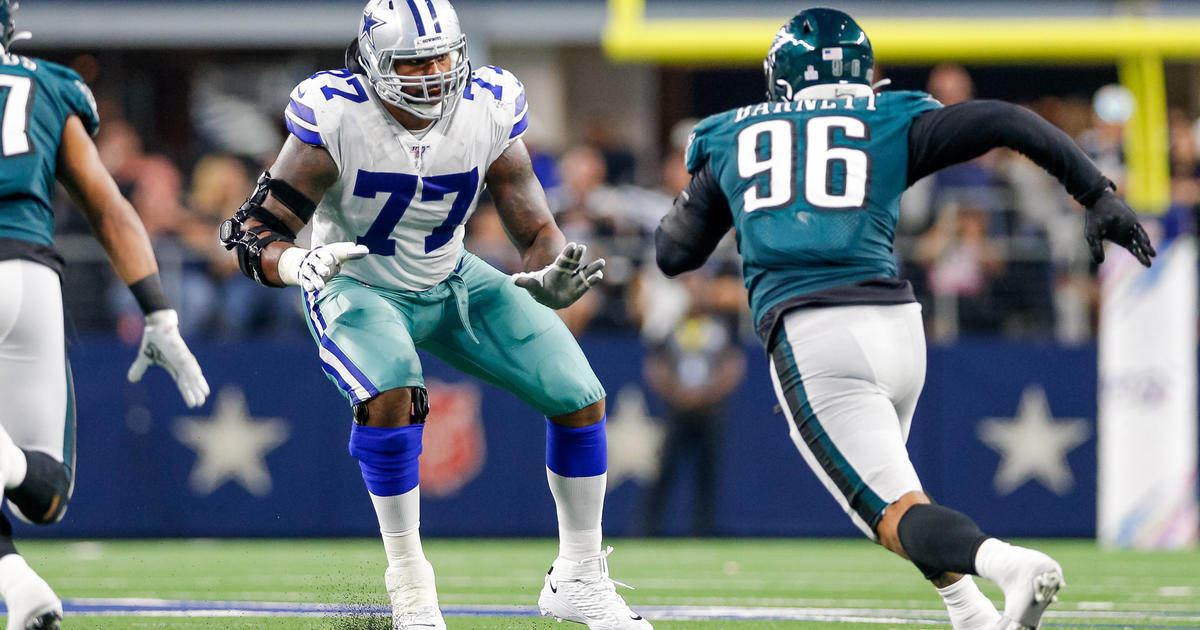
[657,8,1155,630]
[0,2,208,628]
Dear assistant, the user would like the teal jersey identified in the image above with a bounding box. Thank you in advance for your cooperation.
[0,52,99,247]
[685,90,941,332]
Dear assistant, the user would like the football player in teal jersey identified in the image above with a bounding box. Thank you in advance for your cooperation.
[657,8,1155,630]
[0,2,208,627]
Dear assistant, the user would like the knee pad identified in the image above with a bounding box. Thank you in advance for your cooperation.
[348,423,424,497]
[8,451,71,525]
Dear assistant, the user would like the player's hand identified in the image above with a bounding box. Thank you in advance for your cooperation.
[127,309,210,408]
[1085,191,1156,267]
[278,242,370,292]
[512,242,605,309]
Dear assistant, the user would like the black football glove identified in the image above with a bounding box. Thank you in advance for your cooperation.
[1085,190,1156,267]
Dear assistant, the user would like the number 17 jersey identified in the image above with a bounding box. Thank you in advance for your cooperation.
[685,90,941,338]
[286,65,528,291]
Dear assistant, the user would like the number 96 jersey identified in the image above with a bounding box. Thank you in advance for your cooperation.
[285,64,529,291]
[685,90,940,310]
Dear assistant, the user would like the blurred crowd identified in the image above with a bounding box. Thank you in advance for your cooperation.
[50,64,1200,351]
[45,62,1198,536]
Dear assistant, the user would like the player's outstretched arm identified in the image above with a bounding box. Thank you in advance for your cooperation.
[907,100,1156,267]
[488,139,604,309]
[221,135,366,291]
[56,115,210,408]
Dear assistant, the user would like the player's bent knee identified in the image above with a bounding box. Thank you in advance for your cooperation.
[354,386,428,428]
[549,399,605,428]
[7,451,71,525]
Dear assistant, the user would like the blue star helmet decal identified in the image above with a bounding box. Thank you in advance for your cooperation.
[362,11,386,47]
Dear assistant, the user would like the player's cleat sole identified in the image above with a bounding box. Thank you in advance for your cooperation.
[990,568,1063,630]
[976,539,1064,630]
[0,555,63,630]
[23,610,61,630]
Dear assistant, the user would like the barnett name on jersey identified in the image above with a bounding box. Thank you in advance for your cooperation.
[284,63,529,291]
[684,89,940,344]
[0,51,99,274]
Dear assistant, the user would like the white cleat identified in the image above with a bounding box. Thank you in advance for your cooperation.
[979,542,1064,630]
[0,555,62,630]
[537,546,652,630]
[385,562,446,630]
[390,606,446,630]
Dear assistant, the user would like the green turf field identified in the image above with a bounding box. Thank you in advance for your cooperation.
[7,538,1198,628]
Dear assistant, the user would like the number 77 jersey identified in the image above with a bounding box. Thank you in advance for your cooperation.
[286,64,528,291]
[685,90,941,316]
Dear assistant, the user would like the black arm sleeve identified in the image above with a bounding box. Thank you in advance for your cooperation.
[907,100,1113,207]
[655,163,734,277]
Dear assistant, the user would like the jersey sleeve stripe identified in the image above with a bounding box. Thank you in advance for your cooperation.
[514,90,527,119]
[285,116,324,146]
[509,110,529,139]
[287,98,318,126]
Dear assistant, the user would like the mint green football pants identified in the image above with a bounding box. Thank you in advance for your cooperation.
[302,251,605,417]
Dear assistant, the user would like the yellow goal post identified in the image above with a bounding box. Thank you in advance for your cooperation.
[603,0,1200,213]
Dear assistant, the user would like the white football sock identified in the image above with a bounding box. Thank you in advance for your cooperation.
[0,426,27,490]
[371,487,426,568]
[937,575,1000,630]
[547,469,605,561]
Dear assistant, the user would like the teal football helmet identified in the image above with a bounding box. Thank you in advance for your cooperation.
[764,8,874,101]
[0,0,30,51]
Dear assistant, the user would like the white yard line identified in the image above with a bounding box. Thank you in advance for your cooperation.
[35,599,1200,626]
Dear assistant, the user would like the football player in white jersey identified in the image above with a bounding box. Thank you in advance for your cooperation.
[220,1,650,629]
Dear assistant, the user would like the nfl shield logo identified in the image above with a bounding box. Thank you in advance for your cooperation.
[419,379,486,497]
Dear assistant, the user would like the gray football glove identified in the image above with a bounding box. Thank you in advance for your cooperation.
[127,309,210,408]
[1085,190,1156,267]
[512,242,605,309]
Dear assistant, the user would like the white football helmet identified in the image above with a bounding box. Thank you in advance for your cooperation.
[357,0,470,121]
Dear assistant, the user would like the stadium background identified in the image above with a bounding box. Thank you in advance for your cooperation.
[8,0,1200,544]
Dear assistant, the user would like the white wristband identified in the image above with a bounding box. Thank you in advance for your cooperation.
[277,246,309,287]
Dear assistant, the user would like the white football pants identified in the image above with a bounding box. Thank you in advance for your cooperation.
[768,302,926,540]
[0,260,71,461]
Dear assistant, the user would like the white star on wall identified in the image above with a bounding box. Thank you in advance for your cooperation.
[605,384,665,490]
[977,384,1090,496]
[174,386,290,497]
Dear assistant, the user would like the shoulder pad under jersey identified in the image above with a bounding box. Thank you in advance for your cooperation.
[38,59,99,136]
[684,111,732,174]
[285,68,371,149]
[465,65,529,145]
[877,89,944,117]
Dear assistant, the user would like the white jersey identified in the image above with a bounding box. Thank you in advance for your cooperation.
[284,65,529,291]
